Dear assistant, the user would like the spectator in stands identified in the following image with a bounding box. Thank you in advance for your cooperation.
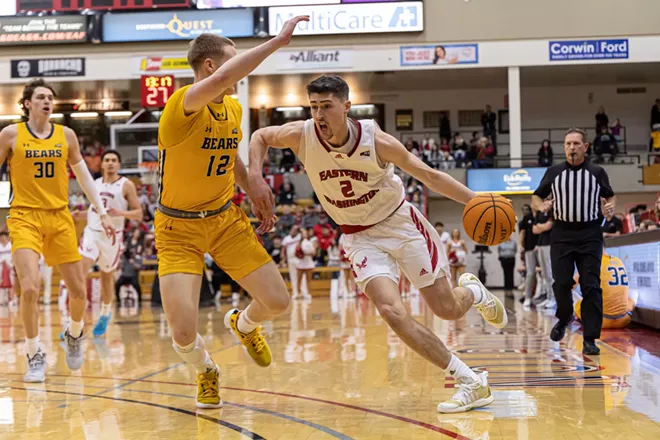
[276,205,296,235]
[595,105,609,133]
[452,133,468,167]
[537,139,553,167]
[610,118,622,141]
[519,204,538,309]
[410,191,424,212]
[313,213,335,240]
[280,148,297,172]
[270,236,283,266]
[278,179,296,205]
[405,137,420,155]
[434,221,451,248]
[232,186,245,206]
[115,250,142,304]
[294,205,305,225]
[651,124,660,152]
[473,137,495,168]
[315,226,334,265]
[481,105,497,152]
[421,133,432,151]
[439,112,452,142]
[592,126,618,162]
[651,99,660,128]
[125,225,144,257]
[142,234,157,260]
[498,237,517,295]
[296,229,316,300]
[439,150,456,170]
[301,205,321,229]
[282,225,303,299]
[601,209,623,237]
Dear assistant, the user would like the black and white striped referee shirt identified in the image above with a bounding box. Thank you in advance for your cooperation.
[533,161,614,226]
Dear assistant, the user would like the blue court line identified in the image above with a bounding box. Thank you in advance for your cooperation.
[120,388,353,440]
[94,341,240,396]
[10,386,265,440]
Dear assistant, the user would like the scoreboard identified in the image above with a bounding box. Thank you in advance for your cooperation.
[140,75,174,108]
[17,0,190,12]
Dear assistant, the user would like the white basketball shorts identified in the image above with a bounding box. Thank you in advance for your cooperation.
[341,201,450,292]
[79,227,123,273]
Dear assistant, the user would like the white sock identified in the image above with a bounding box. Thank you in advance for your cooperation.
[69,320,83,338]
[466,284,484,305]
[26,336,41,358]
[173,334,215,373]
[237,307,258,334]
[100,302,112,317]
[447,354,480,383]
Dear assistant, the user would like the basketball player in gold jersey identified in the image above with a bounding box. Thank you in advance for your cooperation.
[0,79,114,382]
[156,15,308,409]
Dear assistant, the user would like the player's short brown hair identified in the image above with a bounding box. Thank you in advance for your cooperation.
[187,34,235,72]
[19,78,56,117]
[565,127,587,143]
[306,75,350,101]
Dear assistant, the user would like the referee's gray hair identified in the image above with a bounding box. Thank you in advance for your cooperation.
[565,127,587,142]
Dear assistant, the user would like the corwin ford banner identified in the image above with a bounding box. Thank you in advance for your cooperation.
[103,9,254,43]
[467,168,547,194]
[549,39,629,61]
[400,44,478,66]
[268,1,423,36]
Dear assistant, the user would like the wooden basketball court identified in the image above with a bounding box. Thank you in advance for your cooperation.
[1,292,659,439]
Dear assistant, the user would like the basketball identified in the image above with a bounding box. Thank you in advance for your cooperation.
[462,194,516,246]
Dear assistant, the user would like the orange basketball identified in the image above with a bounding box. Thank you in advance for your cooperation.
[462,194,515,246]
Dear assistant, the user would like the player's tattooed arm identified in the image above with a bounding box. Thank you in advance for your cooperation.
[373,128,476,205]
[0,125,17,166]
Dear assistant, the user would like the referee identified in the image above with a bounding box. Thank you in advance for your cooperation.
[532,128,615,355]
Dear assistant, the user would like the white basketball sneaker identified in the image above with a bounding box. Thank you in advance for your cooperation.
[63,326,84,371]
[24,350,47,383]
[438,371,494,413]
[459,273,508,329]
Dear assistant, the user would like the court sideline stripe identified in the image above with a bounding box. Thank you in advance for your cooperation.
[121,388,354,440]
[4,373,470,440]
[10,386,266,440]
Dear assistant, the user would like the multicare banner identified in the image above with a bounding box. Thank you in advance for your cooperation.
[400,44,478,66]
[467,168,547,194]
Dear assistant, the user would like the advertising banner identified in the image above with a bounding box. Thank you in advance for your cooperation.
[197,0,338,7]
[549,39,629,61]
[400,44,478,66]
[11,57,85,78]
[103,9,254,42]
[275,49,354,71]
[138,56,190,73]
[0,15,88,45]
[467,168,547,194]
[17,0,190,12]
[607,242,660,311]
[269,1,423,36]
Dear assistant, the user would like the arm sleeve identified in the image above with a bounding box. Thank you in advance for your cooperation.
[533,167,555,198]
[597,167,615,198]
[70,160,107,216]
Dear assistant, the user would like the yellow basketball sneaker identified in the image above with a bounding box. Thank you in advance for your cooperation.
[196,364,222,409]
[459,273,508,329]
[437,372,494,414]
[224,309,272,367]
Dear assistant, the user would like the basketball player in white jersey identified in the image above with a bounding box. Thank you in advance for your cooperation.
[77,150,142,336]
[249,75,508,414]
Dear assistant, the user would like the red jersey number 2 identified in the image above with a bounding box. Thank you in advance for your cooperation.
[339,180,355,198]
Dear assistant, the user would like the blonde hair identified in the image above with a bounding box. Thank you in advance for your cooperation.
[187,34,235,72]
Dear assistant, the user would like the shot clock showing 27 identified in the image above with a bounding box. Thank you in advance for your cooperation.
[140,75,175,108]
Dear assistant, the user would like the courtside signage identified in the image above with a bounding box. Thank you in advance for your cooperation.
[268,1,423,36]
[197,0,339,8]
[400,44,478,66]
[11,58,85,78]
[103,9,254,42]
[467,168,547,194]
[0,15,88,45]
[549,39,629,61]
[275,49,354,71]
